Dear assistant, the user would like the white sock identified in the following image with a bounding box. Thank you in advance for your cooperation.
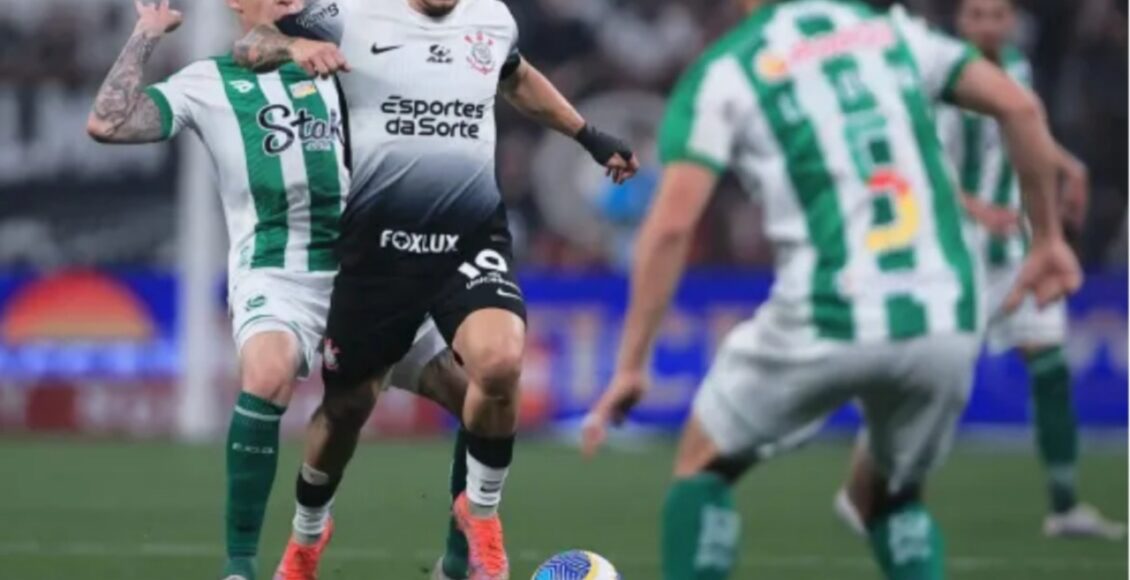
[293,464,333,545]
[465,452,509,517]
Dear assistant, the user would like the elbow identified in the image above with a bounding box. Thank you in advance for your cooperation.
[86,117,115,143]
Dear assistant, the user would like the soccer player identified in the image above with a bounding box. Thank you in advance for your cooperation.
[86,2,467,579]
[832,0,1124,542]
[582,0,1082,578]
[232,1,639,578]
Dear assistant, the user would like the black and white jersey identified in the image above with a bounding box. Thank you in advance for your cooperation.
[280,0,520,237]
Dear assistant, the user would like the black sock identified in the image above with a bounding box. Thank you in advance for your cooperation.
[464,430,515,469]
[295,465,341,508]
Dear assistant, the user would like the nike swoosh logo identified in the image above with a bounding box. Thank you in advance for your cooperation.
[497,289,523,301]
[371,44,403,55]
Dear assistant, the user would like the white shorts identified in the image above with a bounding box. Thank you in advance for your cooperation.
[229,269,446,384]
[693,321,979,489]
[984,266,1067,353]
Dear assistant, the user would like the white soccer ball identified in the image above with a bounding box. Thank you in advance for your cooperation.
[531,550,620,579]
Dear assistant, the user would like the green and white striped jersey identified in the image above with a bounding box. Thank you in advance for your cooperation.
[936,46,1031,270]
[659,0,980,345]
[145,56,348,278]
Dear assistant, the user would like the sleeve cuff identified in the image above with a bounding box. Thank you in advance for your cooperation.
[941,45,981,103]
[661,150,727,174]
[144,86,175,139]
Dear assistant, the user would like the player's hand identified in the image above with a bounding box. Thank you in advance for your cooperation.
[289,38,350,78]
[961,196,1020,237]
[575,124,640,185]
[581,368,648,458]
[1003,237,1083,313]
[134,0,183,36]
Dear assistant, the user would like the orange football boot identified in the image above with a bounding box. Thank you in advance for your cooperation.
[452,493,509,580]
[273,517,334,580]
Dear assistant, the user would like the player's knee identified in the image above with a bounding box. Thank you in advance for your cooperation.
[466,339,523,400]
[240,351,300,404]
[321,387,376,430]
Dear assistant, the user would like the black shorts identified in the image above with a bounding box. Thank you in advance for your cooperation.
[321,204,526,389]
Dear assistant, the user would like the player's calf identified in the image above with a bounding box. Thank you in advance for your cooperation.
[866,484,946,580]
[455,311,522,514]
[662,417,745,580]
[224,330,304,579]
[456,309,524,437]
[295,382,380,512]
[448,310,525,580]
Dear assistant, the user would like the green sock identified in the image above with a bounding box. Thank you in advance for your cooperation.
[661,474,741,580]
[225,392,285,564]
[1025,347,1079,513]
[442,428,469,578]
[868,503,945,580]
[222,556,256,579]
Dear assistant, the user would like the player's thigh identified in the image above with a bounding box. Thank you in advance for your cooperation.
[322,271,428,394]
[1009,300,1068,352]
[230,271,332,391]
[432,210,527,388]
[386,318,448,391]
[691,322,853,465]
[386,319,467,415]
[860,334,979,492]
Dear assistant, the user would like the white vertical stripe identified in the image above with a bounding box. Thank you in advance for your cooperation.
[258,73,313,272]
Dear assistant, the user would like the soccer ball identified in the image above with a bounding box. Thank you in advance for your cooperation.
[531,550,620,579]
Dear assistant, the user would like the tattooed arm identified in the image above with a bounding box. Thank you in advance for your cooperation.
[233,0,349,77]
[233,24,296,71]
[234,24,349,77]
[86,0,182,144]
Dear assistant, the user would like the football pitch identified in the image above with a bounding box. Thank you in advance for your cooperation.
[0,438,1124,579]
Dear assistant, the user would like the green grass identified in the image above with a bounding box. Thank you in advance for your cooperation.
[0,438,1124,579]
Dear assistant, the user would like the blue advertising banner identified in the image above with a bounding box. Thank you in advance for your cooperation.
[0,270,1124,429]
[520,271,1128,429]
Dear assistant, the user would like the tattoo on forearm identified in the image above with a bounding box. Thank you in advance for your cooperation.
[233,24,295,70]
[90,29,163,142]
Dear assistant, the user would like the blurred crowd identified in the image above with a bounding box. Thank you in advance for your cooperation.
[1,0,1126,271]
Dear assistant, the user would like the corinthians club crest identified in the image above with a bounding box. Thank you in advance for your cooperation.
[465,31,495,74]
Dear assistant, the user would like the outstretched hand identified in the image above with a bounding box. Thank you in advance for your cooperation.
[575,124,640,185]
[289,38,350,77]
[581,369,648,458]
[1003,238,1083,313]
[135,0,183,36]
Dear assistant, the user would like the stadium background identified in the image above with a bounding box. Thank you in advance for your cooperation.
[0,0,1125,579]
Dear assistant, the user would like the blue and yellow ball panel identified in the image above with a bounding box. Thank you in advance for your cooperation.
[532,550,620,580]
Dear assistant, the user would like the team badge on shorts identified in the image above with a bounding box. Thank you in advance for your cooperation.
[323,338,341,371]
[465,31,495,74]
[245,294,267,312]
